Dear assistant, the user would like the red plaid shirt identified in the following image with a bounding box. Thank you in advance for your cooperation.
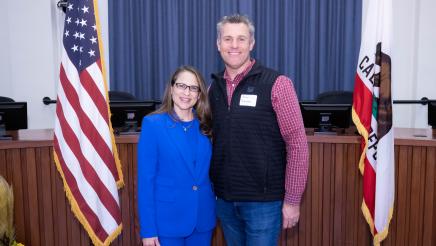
[223,60,309,205]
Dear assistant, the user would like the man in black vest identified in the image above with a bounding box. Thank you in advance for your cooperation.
[209,14,309,245]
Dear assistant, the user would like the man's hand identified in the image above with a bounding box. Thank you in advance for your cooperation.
[282,203,300,228]
[142,237,160,246]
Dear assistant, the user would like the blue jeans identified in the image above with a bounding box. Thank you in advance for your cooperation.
[216,198,283,246]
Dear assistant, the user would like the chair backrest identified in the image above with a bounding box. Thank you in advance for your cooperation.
[108,91,137,101]
[316,91,353,104]
[0,96,15,102]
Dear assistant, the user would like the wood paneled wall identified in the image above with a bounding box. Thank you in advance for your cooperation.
[0,130,435,245]
[0,144,140,246]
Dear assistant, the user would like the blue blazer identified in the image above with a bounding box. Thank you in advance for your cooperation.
[137,113,216,238]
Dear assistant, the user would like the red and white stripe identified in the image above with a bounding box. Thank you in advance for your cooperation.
[54,46,122,244]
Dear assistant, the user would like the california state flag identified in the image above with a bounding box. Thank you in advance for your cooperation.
[352,0,395,245]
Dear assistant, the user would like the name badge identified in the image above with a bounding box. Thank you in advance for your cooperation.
[239,94,257,107]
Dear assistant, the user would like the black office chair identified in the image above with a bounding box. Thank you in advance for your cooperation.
[108,91,137,101]
[0,96,15,102]
[316,91,353,104]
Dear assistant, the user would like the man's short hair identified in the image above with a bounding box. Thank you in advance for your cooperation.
[216,14,255,42]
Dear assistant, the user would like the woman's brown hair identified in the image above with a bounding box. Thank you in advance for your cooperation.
[153,65,212,138]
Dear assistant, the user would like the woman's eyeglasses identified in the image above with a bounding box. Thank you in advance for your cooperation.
[174,82,200,93]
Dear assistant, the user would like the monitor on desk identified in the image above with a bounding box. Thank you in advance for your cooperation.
[109,101,157,134]
[0,102,28,139]
[299,103,352,134]
[428,101,436,129]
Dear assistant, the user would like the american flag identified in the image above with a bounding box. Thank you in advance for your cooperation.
[53,0,123,245]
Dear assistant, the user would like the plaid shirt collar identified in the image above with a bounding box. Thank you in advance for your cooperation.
[223,59,256,83]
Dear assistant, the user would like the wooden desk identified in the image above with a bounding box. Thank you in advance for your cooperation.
[0,128,435,246]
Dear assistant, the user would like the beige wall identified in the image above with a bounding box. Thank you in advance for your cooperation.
[391,0,436,128]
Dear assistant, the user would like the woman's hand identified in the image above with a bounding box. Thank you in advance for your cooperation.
[142,237,160,246]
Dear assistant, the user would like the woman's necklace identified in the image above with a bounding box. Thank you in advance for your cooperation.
[181,121,194,132]
[169,110,195,132]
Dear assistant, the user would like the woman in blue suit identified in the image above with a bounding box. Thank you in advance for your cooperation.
[137,66,215,246]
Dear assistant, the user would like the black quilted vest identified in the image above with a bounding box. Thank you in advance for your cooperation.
[209,62,286,201]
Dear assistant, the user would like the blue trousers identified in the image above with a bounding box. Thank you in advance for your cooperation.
[158,229,212,246]
[216,198,283,246]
